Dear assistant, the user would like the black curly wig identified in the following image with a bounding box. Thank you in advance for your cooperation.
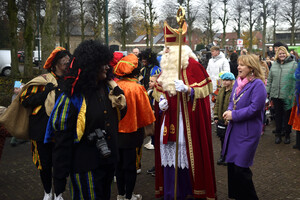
[47,50,72,73]
[63,40,113,96]
[139,48,159,67]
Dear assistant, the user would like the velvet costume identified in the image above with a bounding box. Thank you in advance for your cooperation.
[45,84,125,199]
[153,58,216,199]
[115,77,155,199]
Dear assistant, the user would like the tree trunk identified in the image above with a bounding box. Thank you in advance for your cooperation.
[7,0,20,77]
[59,0,66,47]
[42,0,59,67]
[24,0,36,77]
[262,0,267,58]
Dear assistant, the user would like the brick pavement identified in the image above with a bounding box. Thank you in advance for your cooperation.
[0,121,300,200]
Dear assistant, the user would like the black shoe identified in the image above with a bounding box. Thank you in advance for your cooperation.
[147,166,155,174]
[284,137,290,144]
[293,144,299,149]
[275,137,282,144]
[151,172,155,177]
[272,130,278,134]
[217,157,225,165]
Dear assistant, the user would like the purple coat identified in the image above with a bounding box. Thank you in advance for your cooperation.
[222,78,267,168]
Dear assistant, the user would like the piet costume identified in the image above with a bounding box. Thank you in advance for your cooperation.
[45,40,126,200]
[113,54,155,199]
[153,21,216,199]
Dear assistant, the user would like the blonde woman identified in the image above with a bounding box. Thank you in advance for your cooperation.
[266,46,297,144]
[222,54,267,200]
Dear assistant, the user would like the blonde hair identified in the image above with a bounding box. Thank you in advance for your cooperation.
[274,46,290,61]
[238,54,265,82]
[210,46,220,51]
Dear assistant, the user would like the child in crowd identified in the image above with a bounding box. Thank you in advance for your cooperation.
[10,81,26,146]
[144,74,158,177]
[144,74,158,150]
[214,72,235,165]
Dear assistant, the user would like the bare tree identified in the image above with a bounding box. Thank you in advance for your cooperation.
[88,0,105,41]
[259,0,271,58]
[158,0,179,28]
[148,0,157,49]
[280,0,300,45]
[110,0,132,50]
[58,0,66,47]
[41,0,59,66]
[231,0,243,39]
[141,0,149,47]
[202,0,217,44]
[23,0,36,77]
[270,0,279,43]
[218,0,229,48]
[7,0,20,77]
[244,0,259,52]
[76,0,88,42]
[184,0,199,48]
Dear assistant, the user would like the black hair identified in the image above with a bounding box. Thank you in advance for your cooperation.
[63,40,113,96]
[273,41,289,51]
[47,50,72,73]
[139,48,159,67]
[230,52,238,62]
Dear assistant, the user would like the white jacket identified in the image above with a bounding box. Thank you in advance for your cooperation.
[206,52,230,91]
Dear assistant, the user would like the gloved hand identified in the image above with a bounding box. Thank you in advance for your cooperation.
[44,83,55,93]
[159,94,168,111]
[54,193,63,200]
[174,80,189,93]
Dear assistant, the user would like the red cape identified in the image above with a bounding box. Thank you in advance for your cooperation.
[153,58,217,199]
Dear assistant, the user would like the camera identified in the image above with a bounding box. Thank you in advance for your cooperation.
[87,129,111,158]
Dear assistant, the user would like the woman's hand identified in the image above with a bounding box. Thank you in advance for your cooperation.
[223,110,232,121]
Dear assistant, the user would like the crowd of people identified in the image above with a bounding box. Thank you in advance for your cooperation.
[0,20,300,200]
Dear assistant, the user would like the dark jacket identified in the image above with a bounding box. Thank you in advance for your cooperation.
[229,60,238,78]
[214,86,233,121]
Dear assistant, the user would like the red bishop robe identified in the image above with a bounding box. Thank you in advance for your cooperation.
[153,58,217,199]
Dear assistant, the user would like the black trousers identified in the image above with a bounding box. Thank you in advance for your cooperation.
[69,164,115,200]
[116,148,137,199]
[272,98,292,134]
[32,141,54,193]
[227,163,258,200]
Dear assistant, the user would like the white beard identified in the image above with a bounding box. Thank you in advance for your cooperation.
[157,45,197,96]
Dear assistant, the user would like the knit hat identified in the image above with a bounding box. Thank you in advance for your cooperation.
[43,46,66,69]
[220,72,235,80]
[113,54,138,77]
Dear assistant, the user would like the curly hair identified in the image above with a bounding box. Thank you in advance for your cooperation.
[139,48,159,66]
[47,50,72,73]
[63,40,113,96]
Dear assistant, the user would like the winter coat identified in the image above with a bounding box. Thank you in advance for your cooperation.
[230,60,238,78]
[222,78,267,168]
[206,52,230,91]
[266,56,297,99]
[214,86,233,121]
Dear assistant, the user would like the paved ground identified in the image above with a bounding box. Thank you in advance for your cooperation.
[0,121,300,200]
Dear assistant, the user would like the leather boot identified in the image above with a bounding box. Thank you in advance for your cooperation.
[284,132,290,144]
[275,135,282,144]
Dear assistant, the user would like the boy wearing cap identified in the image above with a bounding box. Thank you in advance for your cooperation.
[214,72,235,165]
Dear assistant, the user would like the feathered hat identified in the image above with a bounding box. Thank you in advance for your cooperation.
[113,54,138,77]
[43,46,66,69]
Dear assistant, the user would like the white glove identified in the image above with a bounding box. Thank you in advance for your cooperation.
[174,80,189,93]
[54,193,64,200]
[159,95,169,111]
